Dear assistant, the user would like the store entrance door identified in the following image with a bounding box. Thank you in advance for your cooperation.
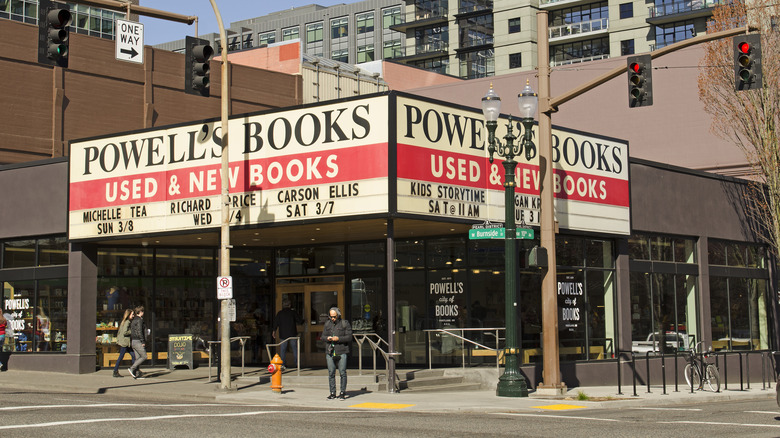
[275,280,344,367]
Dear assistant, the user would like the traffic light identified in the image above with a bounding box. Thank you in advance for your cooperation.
[627,54,653,108]
[734,34,762,91]
[37,0,71,68]
[185,36,214,97]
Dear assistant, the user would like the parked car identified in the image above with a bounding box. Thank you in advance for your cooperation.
[632,332,690,356]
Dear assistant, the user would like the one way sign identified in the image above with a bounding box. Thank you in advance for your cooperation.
[115,19,144,64]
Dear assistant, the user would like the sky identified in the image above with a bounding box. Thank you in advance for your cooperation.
[138,1,348,45]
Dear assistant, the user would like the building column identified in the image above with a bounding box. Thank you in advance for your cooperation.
[66,242,98,373]
[614,238,632,354]
[697,236,712,348]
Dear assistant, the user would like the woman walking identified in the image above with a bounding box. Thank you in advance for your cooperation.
[112,309,135,378]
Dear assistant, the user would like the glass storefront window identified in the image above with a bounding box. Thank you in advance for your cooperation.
[2,280,34,352]
[348,242,385,271]
[708,240,727,266]
[427,237,466,269]
[99,248,153,277]
[231,248,272,363]
[38,236,68,266]
[394,270,426,364]
[155,248,214,277]
[556,236,584,267]
[709,276,768,351]
[276,245,345,276]
[650,236,674,262]
[628,234,650,260]
[673,238,696,264]
[395,240,424,270]
[585,239,614,268]
[37,279,67,352]
[630,271,697,355]
[3,239,35,268]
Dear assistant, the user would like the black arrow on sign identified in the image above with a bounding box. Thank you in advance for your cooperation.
[120,47,139,58]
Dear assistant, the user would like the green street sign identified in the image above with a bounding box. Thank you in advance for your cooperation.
[469,228,534,240]
[469,228,504,239]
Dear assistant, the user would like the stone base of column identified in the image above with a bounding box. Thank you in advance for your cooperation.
[535,383,567,396]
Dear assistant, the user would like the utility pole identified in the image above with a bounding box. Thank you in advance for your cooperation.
[208,0,232,391]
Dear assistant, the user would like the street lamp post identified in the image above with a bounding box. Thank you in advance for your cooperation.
[482,81,538,398]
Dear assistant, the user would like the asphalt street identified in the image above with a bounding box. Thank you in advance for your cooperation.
[1,387,779,437]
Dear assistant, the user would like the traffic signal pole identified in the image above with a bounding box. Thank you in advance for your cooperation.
[544,24,758,112]
[534,10,755,394]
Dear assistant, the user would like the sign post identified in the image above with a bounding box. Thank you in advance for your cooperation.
[115,19,144,64]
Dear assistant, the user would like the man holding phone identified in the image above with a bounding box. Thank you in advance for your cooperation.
[322,307,352,400]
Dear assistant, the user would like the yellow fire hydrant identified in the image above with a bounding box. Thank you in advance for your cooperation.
[268,353,284,393]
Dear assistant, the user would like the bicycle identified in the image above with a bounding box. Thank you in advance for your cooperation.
[683,341,720,392]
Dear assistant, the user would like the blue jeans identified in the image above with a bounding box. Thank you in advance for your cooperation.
[326,353,348,395]
[279,338,298,365]
[113,346,136,373]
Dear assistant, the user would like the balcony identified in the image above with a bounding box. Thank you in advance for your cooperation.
[391,40,450,62]
[647,0,723,24]
[456,35,494,52]
[455,1,493,17]
[390,6,448,33]
[459,57,495,79]
[551,53,608,66]
[549,18,608,41]
[540,0,597,9]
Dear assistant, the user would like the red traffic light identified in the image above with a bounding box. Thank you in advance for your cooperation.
[630,62,641,73]
[738,41,751,55]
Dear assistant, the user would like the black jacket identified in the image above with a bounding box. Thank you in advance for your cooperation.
[322,318,352,355]
[130,316,147,342]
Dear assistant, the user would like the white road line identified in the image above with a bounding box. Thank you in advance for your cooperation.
[0,409,369,430]
[660,420,780,429]
[634,407,702,411]
[493,413,620,422]
[0,403,278,411]
[745,411,780,414]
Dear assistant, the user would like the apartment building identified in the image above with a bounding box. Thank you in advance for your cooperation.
[0,0,136,39]
[388,0,719,78]
[154,0,408,67]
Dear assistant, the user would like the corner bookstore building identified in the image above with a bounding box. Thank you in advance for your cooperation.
[1,92,777,386]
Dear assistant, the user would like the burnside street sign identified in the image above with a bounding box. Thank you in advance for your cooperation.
[115,19,143,64]
[469,228,535,240]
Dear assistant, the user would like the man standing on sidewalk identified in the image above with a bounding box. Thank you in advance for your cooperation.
[128,305,147,379]
[323,307,352,400]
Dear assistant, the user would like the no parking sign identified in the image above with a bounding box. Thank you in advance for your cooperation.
[217,276,233,299]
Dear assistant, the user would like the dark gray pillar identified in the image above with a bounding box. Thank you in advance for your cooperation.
[67,242,98,373]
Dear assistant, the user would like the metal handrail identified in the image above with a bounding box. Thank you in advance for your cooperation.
[353,333,400,370]
[265,336,301,376]
[353,333,401,391]
[207,336,251,382]
[424,327,505,374]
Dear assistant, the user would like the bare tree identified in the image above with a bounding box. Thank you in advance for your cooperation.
[698,0,780,256]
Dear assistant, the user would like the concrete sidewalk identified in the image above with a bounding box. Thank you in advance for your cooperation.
[0,366,774,413]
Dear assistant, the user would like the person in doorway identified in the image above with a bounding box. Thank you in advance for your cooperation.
[128,305,147,379]
[273,299,302,367]
[112,309,135,377]
[323,307,352,400]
